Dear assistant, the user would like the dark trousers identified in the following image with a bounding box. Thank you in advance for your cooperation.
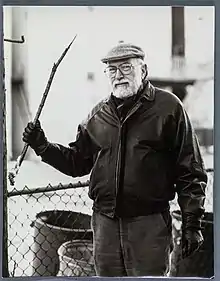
[91,210,173,277]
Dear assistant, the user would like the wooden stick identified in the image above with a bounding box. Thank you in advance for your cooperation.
[8,35,77,186]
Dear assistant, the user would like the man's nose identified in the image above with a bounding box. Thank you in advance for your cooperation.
[115,68,124,79]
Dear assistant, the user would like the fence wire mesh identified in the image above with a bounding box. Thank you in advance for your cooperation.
[5,169,214,278]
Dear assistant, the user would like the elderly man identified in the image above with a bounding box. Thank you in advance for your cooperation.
[22,42,207,277]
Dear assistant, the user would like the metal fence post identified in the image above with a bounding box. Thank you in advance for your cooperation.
[2,26,9,278]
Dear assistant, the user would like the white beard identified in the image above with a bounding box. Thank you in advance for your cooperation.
[113,85,135,99]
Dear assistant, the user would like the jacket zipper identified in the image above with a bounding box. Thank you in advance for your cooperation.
[114,101,142,204]
[115,125,122,198]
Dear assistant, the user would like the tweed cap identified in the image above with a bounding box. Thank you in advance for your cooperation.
[101,41,145,63]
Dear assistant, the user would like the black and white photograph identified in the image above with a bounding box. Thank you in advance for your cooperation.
[2,5,214,278]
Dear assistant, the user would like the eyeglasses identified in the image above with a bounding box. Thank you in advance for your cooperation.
[104,62,139,78]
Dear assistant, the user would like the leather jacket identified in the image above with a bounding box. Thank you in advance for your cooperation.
[41,81,207,230]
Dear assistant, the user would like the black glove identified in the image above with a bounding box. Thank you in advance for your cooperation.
[22,120,49,156]
[181,228,204,259]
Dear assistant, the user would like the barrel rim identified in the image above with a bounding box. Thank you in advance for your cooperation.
[34,210,93,232]
[58,239,94,267]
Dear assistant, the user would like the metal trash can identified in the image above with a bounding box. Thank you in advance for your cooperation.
[170,210,213,278]
[31,210,93,276]
[57,240,96,276]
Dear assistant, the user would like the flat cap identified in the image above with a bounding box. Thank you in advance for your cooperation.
[101,41,145,63]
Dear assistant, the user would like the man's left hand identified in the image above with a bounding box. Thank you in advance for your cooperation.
[181,229,204,259]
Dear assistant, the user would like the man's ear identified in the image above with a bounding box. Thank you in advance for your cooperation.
[142,64,148,80]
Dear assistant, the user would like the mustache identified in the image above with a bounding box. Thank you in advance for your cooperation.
[113,80,130,87]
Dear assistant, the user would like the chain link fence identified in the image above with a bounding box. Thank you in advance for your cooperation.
[4,169,214,278]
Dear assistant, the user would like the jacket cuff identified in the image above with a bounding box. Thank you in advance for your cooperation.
[34,141,50,156]
[182,214,203,231]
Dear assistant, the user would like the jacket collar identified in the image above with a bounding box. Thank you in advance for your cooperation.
[140,80,155,102]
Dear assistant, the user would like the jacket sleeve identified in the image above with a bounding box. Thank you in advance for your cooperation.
[172,102,208,231]
[40,124,98,177]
